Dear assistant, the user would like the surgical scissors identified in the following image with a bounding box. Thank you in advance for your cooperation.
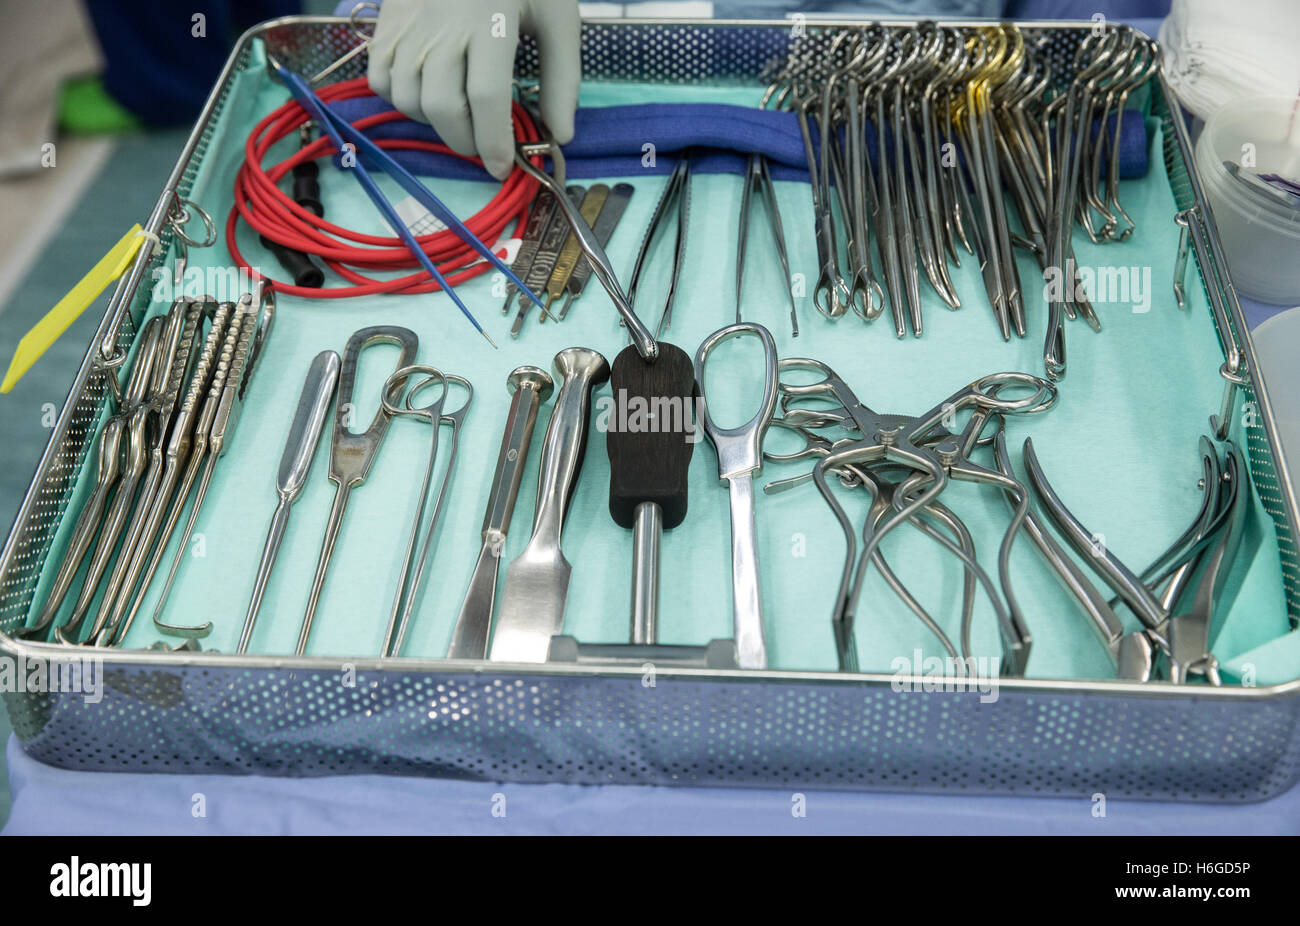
[296,325,419,655]
[379,364,473,657]
[694,322,780,670]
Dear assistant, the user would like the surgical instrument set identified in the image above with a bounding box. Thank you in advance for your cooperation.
[763,23,1159,379]
[150,287,274,639]
[11,17,1257,696]
[763,360,1059,675]
[23,284,275,649]
[19,306,1255,686]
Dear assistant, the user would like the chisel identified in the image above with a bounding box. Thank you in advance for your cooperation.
[447,365,554,659]
[489,347,609,662]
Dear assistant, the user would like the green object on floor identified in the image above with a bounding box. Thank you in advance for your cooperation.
[58,76,141,134]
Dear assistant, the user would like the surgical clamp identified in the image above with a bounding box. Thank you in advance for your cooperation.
[380,365,473,657]
[295,325,419,655]
[775,361,1057,674]
[25,315,164,641]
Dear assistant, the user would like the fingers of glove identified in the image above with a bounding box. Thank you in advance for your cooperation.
[419,45,476,156]
[388,39,433,123]
[366,0,416,100]
[467,22,521,179]
[527,3,581,144]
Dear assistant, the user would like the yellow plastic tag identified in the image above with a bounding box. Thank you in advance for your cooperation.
[1,224,147,394]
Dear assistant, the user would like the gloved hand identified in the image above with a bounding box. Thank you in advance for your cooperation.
[367,0,581,180]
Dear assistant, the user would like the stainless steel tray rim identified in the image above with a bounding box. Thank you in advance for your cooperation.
[3,630,1296,703]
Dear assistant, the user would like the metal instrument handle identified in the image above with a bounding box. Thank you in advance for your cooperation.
[329,326,419,487]
[484,368,553,539]
[694,323,780,482]
[277,350,341,501]
[527,348,610,550]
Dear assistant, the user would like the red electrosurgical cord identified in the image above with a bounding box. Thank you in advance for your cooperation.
[228,76,543,299]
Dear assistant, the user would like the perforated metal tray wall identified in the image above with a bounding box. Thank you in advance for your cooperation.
[3,659,1297,799]
[3,17,1299,802]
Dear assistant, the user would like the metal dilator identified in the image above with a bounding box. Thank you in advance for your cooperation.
[548,343,737,668]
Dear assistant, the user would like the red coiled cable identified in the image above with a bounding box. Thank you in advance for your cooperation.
[228,76,543,299]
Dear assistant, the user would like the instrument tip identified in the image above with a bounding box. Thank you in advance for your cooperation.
[480,328,499,349]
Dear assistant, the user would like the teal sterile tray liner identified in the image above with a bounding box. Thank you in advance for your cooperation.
[33,44,1293,683]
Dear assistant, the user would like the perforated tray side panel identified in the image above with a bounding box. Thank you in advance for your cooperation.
[10,661,1299,800]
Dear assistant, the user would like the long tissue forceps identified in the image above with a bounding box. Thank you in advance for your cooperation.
[736,153,799,337]
[694,322,780,670]
[296,325,419,655]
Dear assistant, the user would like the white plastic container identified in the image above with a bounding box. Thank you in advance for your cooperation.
[1195,96,1300,305]
[1250,305,1300,501]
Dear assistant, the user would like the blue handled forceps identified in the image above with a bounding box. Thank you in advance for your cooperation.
[268,56,548,346]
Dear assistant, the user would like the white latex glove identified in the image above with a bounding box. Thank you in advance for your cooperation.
[367,0,580,180]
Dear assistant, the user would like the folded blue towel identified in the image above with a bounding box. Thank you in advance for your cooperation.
[324,98,1149,184]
